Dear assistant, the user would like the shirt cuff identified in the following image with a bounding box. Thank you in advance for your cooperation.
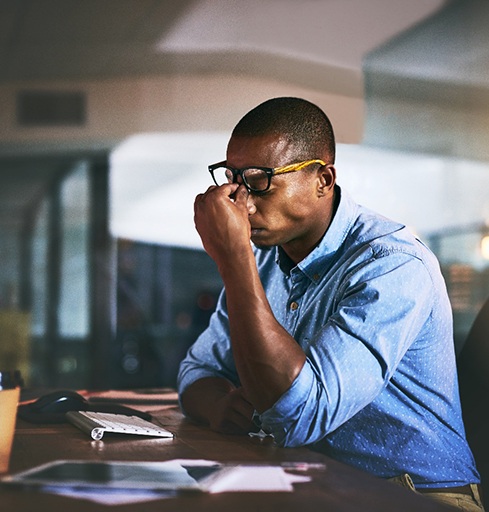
[259,360,315,446]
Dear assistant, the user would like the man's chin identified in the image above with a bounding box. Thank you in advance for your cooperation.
[251,240,273,249]
[250,234,274,249]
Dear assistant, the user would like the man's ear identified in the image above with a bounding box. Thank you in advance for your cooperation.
[317,165,336,196]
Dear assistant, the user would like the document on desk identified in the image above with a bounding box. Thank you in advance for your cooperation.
[82,388,179,412]
[202,462,312,493]
[1,459,314,505]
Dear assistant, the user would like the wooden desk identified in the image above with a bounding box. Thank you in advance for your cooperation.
[2,405,453,512]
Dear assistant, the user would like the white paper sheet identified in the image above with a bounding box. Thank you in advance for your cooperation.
[204,465,311,493]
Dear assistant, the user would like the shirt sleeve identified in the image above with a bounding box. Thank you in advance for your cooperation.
[260,250,439,447]
[177,289,239,398]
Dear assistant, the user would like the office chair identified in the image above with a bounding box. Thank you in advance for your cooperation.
[457,297,489,506]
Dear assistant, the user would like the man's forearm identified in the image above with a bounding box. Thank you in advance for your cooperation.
[220,249,306,413]
[193,182,305,415]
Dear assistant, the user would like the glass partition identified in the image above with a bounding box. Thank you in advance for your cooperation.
[59,162,90,339]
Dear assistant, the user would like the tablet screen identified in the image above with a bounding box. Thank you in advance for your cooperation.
[2,460,222,491]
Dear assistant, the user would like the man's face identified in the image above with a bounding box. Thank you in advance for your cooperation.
[226,133,335,262]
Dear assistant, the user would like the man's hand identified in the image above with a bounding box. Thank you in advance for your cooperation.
[180,377,256,435]
[208,387,256,435]
[194,183,252,266]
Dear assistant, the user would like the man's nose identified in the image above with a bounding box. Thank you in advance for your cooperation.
[247,193,257,215]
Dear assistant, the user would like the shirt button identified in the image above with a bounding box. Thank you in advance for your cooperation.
[313,273,320,281]
[290,302,299,311]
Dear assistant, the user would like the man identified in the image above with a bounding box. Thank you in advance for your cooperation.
[177,97,483,510]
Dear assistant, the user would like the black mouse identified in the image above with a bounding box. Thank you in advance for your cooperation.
[31,390,89,414]
[18,390,152,424]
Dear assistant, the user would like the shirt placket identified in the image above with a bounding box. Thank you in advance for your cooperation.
[284,271,308,334]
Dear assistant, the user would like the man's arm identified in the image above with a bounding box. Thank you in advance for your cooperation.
[192,183,306,413]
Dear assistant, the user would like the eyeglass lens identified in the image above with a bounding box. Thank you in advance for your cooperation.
[214,167,270,192]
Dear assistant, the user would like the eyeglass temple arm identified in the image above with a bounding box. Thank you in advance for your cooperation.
[274,159,326,175]
[209,160,228,171]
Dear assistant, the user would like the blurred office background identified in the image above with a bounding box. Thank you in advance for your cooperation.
[0,0,488,390]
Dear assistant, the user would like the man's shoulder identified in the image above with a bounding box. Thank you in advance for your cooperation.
[331,203,443,287]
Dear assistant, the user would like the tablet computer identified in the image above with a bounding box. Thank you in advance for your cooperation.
[1,459,223,492]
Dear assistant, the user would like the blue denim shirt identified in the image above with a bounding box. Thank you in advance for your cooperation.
[178,186,479,488]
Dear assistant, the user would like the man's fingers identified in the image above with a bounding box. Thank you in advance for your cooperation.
[195,184,239,204]
[233,183,249,205]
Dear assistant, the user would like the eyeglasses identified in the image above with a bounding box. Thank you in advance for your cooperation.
[208,159,326,194]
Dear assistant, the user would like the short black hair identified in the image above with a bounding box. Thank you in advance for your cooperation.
[231,97,336,163]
